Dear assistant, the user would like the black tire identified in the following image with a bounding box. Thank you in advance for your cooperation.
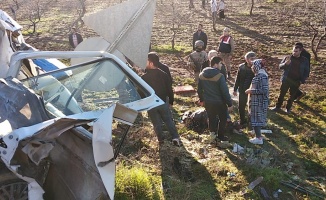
[0,172,28,200]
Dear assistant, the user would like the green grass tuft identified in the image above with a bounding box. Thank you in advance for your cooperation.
[115,164,162,200]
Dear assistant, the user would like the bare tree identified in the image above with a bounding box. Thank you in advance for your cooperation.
[71,0,86,28]
[250,0,254,15]
[23,0,55,33]
[301,0,326,61]
[9,0,24,19]
[170,0,188,50]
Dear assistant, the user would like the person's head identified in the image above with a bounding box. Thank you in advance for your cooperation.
[210,56,223,69]
[295,42,304,49]
[292,45,302,58]
[197,24,203,31]
[71,27,76,33]
[147,52,159,69]
[208,50,218,61]
[223,27,230,36]
[244,51,256,65]
[251,59,264,74]
[195,40,204,52]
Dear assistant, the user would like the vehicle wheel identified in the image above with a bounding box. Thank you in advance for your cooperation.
[0,173,28,200]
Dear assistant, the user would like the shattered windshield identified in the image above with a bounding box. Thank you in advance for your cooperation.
[21,58,147,117]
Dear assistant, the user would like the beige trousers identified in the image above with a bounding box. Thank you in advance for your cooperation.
[219,52,232,73]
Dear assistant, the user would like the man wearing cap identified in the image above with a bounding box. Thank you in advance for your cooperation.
[218,27,235,79]
[272,45,309,114]
[233,51,256,127]
[192,24,208,50]
[188,40,208,83]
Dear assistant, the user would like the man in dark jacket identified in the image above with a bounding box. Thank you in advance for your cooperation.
[192,24,208,50]
[198,56,233,142]
[272,45,309,114]
[158,61,173,87]
[141,52,181,146]
[293,42,311,102]
[233,51,256,127]
[68,27,83,48]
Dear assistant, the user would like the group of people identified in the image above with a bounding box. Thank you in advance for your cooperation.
[189,25,235,82]
[142,37,310,146]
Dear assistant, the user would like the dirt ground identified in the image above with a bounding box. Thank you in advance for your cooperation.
[1,0,325,199]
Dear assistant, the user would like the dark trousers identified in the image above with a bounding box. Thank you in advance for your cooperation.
[294,89,304,99]
[253,126,262,138]
[148,104,179,141]
[204,101,227,137]
[276,78,300,110]
[239,91,248,125]
[219,10,225,18]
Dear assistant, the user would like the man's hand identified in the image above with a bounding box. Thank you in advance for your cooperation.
[245,89,251,94]
[199,101,205,107]
[233,91,237,96]
[228,105,233,112]
[285,56,291,65]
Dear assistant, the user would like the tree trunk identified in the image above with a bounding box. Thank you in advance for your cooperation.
[250,0,254,15]
[311,28,326,61]
[32,22,36,33]
[311,32,318,61]
[315,28,326,55]
[189,0,194,9]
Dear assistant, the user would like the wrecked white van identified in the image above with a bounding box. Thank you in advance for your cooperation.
[0,51,163,199]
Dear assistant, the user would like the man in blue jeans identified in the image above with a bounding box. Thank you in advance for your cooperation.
[141,52,181,146]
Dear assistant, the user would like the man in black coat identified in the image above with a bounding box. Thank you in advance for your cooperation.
[68,27,83,48]
[141,53,181,146]
[192,24,207,50]
[293,42,311,102]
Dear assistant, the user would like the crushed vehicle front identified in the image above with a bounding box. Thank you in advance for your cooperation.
[0,51,163,200]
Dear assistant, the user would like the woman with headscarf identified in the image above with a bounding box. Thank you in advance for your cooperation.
[245,59,269,144]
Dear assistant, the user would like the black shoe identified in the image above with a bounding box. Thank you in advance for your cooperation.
[271,107,281,112]
[294,91,306,102]
[285,109,292,114]
[172,138,182,147]
[217,135,229,141]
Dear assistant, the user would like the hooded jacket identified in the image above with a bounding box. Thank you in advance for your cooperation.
[197,67,232,106]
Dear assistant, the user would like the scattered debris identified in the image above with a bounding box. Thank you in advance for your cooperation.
[216,141,233,149]
[260,187,272,200]
[232,143,244,154]
[227,172,236,177]
[272,189,282,198]
[280,180,326,199]
[248,176,264,190]
[240,176,264,196]
[250,129,273,134]
[174,85,196,94]
[198,147,208,158]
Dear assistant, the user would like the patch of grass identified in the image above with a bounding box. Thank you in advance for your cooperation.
[151,44,192,54]
[291,20,301,27]
[115,163,162,200]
